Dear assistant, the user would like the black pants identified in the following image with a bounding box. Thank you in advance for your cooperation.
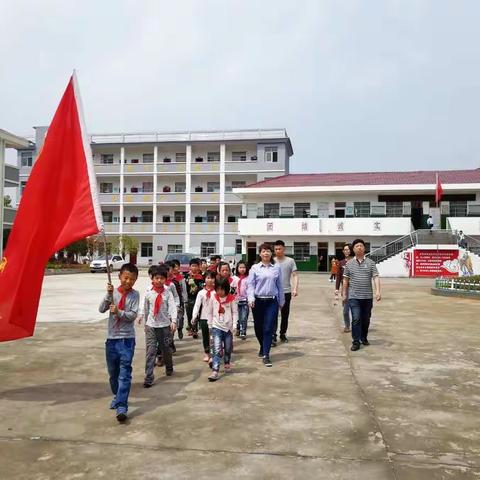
[274,292,292,340]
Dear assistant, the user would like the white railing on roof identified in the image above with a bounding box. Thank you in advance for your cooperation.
[89,129,287,144]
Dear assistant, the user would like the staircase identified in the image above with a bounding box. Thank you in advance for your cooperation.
[366,229,475,265]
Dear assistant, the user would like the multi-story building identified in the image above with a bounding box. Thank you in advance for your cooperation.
[0,128,31,257]
[235,170,480,271]
[19,128,293,265]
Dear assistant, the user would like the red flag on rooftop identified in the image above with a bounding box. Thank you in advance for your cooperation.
[0,73,103,341]
[435,173,444,205]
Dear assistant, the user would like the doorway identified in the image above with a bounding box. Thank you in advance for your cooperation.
[247,242,257,267]
[411,201,423,230]
[317,242,328,272]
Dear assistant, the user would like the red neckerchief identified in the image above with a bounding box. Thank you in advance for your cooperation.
[165,278,172,286]
[174,273,184,282]
[227,276,234,284]
[204,286,214,299]
[190,273,204,280]
[207,265,217,272]
[152,283,165,316]
[237,275,247,296]
[215,293,235,314]
[114,286,129,329]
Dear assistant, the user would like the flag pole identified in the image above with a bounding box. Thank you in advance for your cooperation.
[101,229,113,303]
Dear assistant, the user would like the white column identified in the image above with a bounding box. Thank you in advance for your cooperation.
[219,143,226,255]
[119,147,125,251]
[153,146,158,233]
[0,139,5,259]
[185,144,192,252]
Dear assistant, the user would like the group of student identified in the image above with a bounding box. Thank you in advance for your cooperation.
[99,240,298,422]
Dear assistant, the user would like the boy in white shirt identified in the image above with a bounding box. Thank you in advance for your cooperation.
[208,277,238,382]
[142,265,177,387]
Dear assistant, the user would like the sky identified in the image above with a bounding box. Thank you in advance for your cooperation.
[2,0,480,173]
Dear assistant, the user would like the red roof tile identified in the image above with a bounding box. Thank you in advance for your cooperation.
[246,169,480,188]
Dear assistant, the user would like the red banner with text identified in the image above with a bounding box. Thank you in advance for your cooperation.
[413,249,459,277]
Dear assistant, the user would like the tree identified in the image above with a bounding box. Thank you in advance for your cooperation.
[65,239,88,263]
[110,235,139,258]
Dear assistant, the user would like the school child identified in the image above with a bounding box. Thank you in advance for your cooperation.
[234,261,249,339]
[200,259,208,277]
[99,263,139,422]
[192,271,216,362]
[185,258,205,338]
[208,277,238,382]
[143,265,177,387]
[167,260,186,340]
[217,262,239,295]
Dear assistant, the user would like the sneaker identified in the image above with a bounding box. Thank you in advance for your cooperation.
[203,353,210,362]
[224,363,232,372]
[343,327,351,333]
[178,330,183,340]
[235,329,240,337]
[263,356,273,367]
[258,349,264,358]
[351,342,360,351]
[240,334,247,340]
[187,330,193,336]
[208,371,219,382]
[271,340,277,348]
[280,335,288,343]
[143,381,153,388]
[192,333,198,339]
[166,370,174,376]
[116,408,127,422]
[361,339,370,346]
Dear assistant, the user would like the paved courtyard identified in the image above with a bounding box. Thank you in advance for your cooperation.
[1,272,479,479]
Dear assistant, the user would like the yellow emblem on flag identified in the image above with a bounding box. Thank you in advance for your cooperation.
[0,257,7,274]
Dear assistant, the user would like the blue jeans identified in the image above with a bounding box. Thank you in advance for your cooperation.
[343,301,351,329]
[348,299,373,344]
[237,301,249,336]
[211,328,233,372]
[252,298,278,357]
[105,338,135,413]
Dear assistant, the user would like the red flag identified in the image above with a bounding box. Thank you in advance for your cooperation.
[0,74,103,341]
[435,173,443,205]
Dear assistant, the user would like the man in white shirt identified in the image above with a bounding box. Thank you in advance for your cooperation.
[273,240,299,344]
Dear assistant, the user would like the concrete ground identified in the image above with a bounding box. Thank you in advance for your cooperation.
[1,273,480,479]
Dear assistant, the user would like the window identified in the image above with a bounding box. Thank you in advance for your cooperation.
[142,182,153,193]
[264,146,278,163]
[174,211,185,222]
[231,181,246,189]
[317,202,329,218]
[168,244,183,253]
[175,182,186,193]
[100,183,113,193]
[141,211,153,222]
[201,242,216,257]
[207,211,219,222]
[207,152,220,162]
[21,151,33,167]
[236,239,242,254]
[264,203,279,218]
[293,242,310,262]
[354,202,370,217]
[175,152,186,163]
[294,203,310,218]
[142,153,153,163]
[207,182,220,193]
[227,215,237,222]
[386,202,403,217]
[232,151,247,162]
[102,211,113,222]
[101,154,114,164]
[450,200,467,217]
[21,181,27,194]
[162,215,171,222]
[141,242,153,257]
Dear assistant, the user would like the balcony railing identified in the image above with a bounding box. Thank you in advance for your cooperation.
[124,164,154,174]
[156,223,186,233]
[123,193,154,203]
[191,223,219,233]
[191,162,219,173]
[191,192,220,203]
[99,193,120,203]
[157,192,186,203]
[157,163,186,173]
[123,223,154,233]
